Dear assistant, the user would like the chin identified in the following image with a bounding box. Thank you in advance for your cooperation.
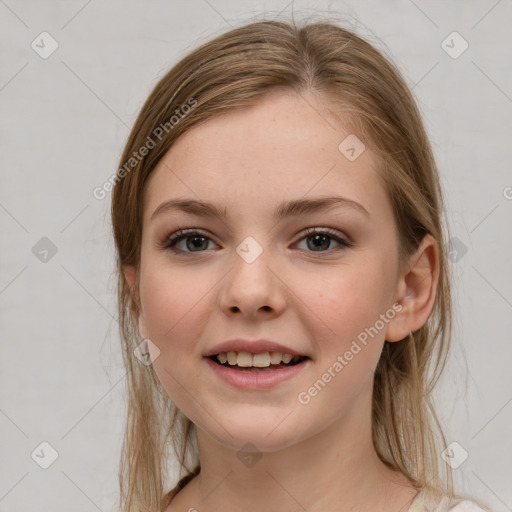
[197,412,307,453]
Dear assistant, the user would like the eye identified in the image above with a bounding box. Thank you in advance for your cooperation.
[160,227,352,255]
[160,228,218,253]
[294,227,352,253]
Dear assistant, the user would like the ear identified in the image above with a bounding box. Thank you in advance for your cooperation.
[123,264,136,290]
[385,234,440,342]
[123,264,149,339]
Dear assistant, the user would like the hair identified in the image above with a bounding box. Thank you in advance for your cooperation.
[111,14,465,512]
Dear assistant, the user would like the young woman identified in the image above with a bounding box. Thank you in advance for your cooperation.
[111,17,492,512]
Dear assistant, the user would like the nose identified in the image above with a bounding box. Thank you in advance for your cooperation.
[218,241,287,319]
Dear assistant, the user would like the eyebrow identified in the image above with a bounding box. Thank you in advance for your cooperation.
[150,196,370,222]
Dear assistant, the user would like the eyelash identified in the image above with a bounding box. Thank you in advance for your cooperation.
[159,227,353,255]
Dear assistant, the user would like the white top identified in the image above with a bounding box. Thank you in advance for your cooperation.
[408,489,490,512]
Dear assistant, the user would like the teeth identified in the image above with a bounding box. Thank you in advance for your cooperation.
[227,351,237,365]
[216,351,303,367]
[237,351,253,367]
[270,352,283,365]
[252,352,271,367]
[282,353,293,364]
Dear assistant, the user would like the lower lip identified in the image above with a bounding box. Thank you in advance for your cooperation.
[204,357,310,389]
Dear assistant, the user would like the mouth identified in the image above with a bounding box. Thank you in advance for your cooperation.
[208,351,309,372]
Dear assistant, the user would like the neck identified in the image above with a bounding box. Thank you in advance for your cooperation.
[181,385,417,512]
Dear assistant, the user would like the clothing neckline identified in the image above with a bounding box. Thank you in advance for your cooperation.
[407,488,453,512]
[166,479,447,512]
[407,489,424,511]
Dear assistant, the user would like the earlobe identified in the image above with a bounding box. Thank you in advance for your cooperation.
[123,264,136,289]
[385,234,440,342]
[123,264,147,338]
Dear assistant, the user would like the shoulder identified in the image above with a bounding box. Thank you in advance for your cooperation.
[447,499,491,512]
[409,489,492,512]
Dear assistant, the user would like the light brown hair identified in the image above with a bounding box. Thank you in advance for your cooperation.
[112,16,458,512]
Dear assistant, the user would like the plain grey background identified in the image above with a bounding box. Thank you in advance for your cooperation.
[1,1,511,511]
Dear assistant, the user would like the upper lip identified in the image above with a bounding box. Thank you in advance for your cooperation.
[203,339,309,358]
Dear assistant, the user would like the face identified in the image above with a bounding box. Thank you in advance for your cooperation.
[129,90,404,452]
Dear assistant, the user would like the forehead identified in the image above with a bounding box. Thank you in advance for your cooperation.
[143,90,389,224]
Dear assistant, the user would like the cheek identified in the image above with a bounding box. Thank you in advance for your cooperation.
[301,259,393,341]
[293,265,392,416]
[139,267,212,423]
[140,265,210,357]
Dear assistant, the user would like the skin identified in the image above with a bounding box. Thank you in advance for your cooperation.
[124,89,439,512]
